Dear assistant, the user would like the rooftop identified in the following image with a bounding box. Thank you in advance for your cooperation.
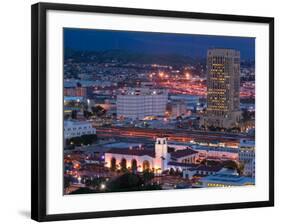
[189,165,223,172]
[170,148,198,159]
[106,148,155,158]
[167,161,198,168]
[104,142,143,149]
[118,88,168,96]
[64,120,92,126]
[240,139,255,148]
[64,96,85,101]
[201,168,255,185]
[192,145,238,153]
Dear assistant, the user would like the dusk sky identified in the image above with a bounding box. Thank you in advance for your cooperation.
[64,28,255,60]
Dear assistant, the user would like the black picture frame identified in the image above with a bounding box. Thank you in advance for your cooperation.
[31,2,274,222]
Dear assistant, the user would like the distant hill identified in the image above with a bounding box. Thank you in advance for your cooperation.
[64,49,197,66]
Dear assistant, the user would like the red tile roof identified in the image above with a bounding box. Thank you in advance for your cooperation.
[106,148,155,158]
[170,149,198,159]
[167,161,198,167]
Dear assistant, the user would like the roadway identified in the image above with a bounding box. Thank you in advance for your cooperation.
[96,127,254,144]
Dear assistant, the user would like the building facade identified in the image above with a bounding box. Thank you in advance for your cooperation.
[117,88,168,120]
[104,138,198,173]
[171,100,186,117]
[199,168,254,187]
[203,49,241,128]
[239,139,255,177]
[64,120,96,139]
[64,86,87,97]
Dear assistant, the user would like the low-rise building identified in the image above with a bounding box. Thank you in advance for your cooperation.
[64,86,87,97]
[239,139,255,177]
[104,138,198,173]
[199,168,255,187]
[64,120,96,139]
[168,142,239,161]
[185,165,223,178]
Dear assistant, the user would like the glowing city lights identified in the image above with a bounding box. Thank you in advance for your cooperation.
[185,72,191,80]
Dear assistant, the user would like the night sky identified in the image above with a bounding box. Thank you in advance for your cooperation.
[64,28,255,61]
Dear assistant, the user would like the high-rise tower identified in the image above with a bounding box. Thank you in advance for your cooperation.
[203,49,241,128]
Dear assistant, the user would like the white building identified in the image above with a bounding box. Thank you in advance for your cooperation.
[117,88,168,120]
[64,120,96,139]
[239,139,255,177]
[104,138,198,173]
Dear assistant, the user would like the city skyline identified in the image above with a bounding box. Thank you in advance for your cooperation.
[63,28,255,195]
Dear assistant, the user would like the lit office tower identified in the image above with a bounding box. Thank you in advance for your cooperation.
[204,49,241,128]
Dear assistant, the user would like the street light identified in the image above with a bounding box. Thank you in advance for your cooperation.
[100,183,106,190]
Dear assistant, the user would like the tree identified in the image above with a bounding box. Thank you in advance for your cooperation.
[120,159,127,172]
[176,115,183,120]
[64,114,70,120]
[64,176,71,189]
[223,160,238,170]
[66,134,97,146]
[242,109,252,122]
[85,177,105,189]
[131,160,137,172]
[91,105,106,117]
[169,168,175,176]
[175,168,182,176]
[83,110,92,118]
[208,125,216,131]
[110,158,117,171]
[107,173,143,191]
[200,159,207,165]
[142,170,154,183]
[70,187,96,194]
[237,162,245,175]
[205,160,221,167]
[71,110,77,119]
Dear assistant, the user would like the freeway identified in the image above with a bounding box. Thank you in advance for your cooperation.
[96,127,254,144]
